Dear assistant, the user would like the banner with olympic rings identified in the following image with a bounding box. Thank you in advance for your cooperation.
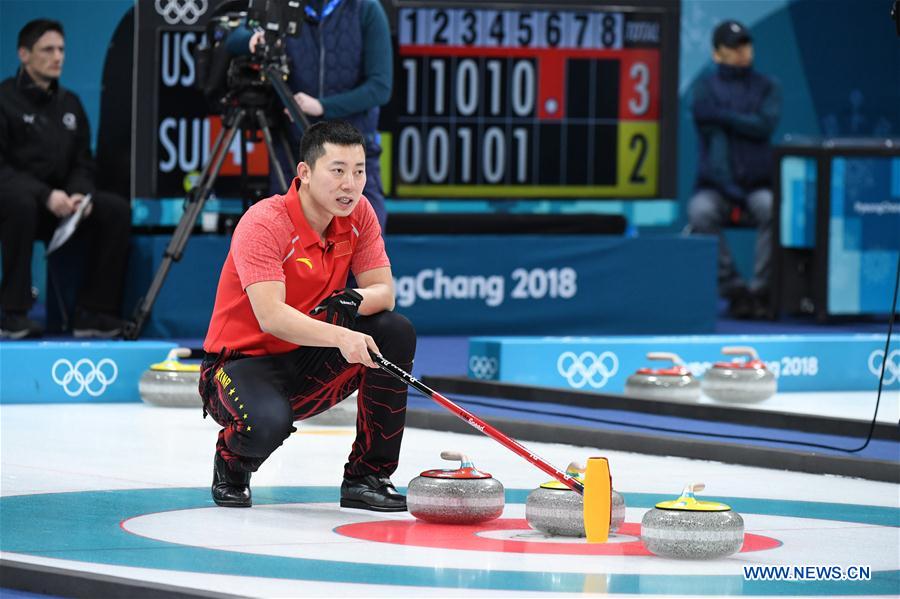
[468,334,899,392]
[0,341,177,403]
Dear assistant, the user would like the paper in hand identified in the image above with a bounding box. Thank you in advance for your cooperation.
[46,193,92,255]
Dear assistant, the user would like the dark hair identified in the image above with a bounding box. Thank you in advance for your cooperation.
[299,121,365,167]
[18,19,64,50]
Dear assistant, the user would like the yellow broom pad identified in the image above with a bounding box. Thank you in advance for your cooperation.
[583,456,612,543]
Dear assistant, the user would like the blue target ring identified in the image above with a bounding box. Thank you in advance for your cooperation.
[1,487,896,595]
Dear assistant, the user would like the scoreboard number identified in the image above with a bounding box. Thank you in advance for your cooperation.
[399,8,625,49]
[389,5,666,198]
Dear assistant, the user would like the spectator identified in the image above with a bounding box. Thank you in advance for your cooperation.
[0,19,131,338]
[688,20,781,319]
[230,0,393,232]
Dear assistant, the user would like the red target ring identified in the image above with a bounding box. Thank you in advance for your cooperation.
[335,519,781,555]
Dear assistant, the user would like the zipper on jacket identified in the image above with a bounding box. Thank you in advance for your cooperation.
[318,26,325,97]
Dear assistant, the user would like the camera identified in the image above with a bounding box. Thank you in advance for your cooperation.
[129,0,309,339]
[195,0,305,114]
[248,0,305,45]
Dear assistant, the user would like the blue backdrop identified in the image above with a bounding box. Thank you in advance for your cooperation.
[125,234,718,338]
[0,0,133,149]
[677,0,900,229]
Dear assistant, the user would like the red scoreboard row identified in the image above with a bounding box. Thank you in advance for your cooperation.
[382,3,678,199]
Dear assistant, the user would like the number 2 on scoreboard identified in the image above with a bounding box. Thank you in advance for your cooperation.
[629,134,647,183]
[617,122,658,195]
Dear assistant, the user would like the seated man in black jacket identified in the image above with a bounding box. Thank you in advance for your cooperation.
[0,19,131,339]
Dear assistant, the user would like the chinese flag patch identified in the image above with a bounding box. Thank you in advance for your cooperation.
[333,240,352,257]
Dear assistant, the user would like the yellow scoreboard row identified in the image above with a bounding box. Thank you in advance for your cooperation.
[384,121,658,198]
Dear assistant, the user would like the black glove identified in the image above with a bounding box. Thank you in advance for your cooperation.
[310,288,363,328]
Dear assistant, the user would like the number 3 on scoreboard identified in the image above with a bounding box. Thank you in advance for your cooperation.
[617,122,658,195]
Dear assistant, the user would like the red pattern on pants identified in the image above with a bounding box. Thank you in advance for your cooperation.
[198,311,415,477]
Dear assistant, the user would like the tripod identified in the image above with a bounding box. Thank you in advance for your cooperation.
[124,65,309,340]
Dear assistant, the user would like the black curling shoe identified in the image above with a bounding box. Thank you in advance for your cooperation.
[340,474,407,512]
[212,453,252,507]
[0,312,43,339]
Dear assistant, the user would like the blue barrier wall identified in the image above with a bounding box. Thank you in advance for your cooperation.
[127,234,718,338]
[388,235,717,335]
[124,235,228,339]
[468,334,898,393]
[0,340,175,403]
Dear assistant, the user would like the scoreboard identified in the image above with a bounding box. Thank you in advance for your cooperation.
[382,1,679,199]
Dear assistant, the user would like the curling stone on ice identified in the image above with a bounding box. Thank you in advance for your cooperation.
[701,346,776,403]
[138,348,201,407]
[624,352,700,402]
[526,461,625,537]
[641,483,744,559]
[407,451,504,524]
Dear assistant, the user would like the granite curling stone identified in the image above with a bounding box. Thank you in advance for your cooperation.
[624,352,700,402]
[526,462,625,537]
[641,483,744,559]
[138,348,201,407]
[701,346,776,403]
[407,451,504,524]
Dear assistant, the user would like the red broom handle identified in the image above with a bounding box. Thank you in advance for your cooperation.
[372,352,584,494]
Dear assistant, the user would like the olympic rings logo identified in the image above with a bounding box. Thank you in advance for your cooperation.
[868,349,900,385]
[154,0,208,25]
[469,356,498,380]
[557,351,619,389]
[51,358,119,397]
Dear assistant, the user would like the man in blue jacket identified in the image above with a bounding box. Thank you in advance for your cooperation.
[233,0,392,232]
[688,20,781,319]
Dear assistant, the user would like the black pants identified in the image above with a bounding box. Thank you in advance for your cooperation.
[199,311,416,478]
[0,186,131,314]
